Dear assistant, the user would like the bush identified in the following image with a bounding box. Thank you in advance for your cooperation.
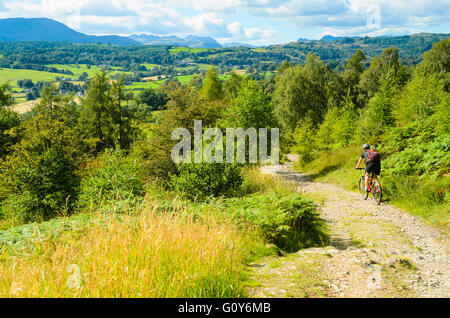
[170,162,243,201]
[227,192,328,252]
[78,150,144,208]
[1,148,80,223]
[0,108,21,159]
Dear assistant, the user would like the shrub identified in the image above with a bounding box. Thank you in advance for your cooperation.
[78,150,144,208]
[290,117,317,165]
[171,162,243,201]
[1,148,80,223]
[0,108,21,159]
[227,192,328,252]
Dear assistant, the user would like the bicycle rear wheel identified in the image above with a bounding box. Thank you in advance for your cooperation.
[358,177,368,200]
[372,180,382,204]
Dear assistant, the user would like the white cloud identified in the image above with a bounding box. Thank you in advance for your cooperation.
[243,26,275,39]
[182,12,225,33]
[173,0,242,13]
[227,21,242,35]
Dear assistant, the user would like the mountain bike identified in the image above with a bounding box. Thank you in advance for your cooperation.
[356,167,382,204]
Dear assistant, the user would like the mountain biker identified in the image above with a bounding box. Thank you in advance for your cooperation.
[355,144,380,192]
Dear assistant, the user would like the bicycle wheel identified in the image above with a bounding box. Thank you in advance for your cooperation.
[358,177,368,200]
[372,180,382,204]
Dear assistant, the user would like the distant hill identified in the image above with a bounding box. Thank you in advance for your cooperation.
[320,35,344,42]
[129,34,221,48]
[284,33,450,67]
[0,18,140,46]
[222,42,256,48]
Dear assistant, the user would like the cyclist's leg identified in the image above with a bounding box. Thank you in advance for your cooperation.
[372,161,381,182]
[365,162,374,191]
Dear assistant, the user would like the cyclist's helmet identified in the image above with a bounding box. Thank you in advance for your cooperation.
[362,143,370,150]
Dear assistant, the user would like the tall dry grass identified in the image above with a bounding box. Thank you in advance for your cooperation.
[0,200,249,297]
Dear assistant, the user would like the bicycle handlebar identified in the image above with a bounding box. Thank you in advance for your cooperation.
[355,167,365,170]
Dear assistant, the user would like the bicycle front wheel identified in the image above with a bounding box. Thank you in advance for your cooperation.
[358,177,368,200]
[372,180,382,204]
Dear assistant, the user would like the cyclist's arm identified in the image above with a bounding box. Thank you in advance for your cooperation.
[355,157,363,169]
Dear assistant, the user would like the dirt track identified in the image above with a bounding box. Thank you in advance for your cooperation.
[250,156,449,298]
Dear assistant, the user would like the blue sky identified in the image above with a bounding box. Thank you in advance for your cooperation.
[0,0,449,45]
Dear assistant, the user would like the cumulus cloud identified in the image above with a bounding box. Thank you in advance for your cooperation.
[174,0,242,13]
[244,26,275,39]
[182,12,225,33]
[227,21,242,35]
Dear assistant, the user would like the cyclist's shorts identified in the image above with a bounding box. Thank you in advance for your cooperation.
[366,161,381,176]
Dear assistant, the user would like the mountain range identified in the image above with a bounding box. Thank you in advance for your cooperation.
[129,34,221,48]
[0,18,140,46]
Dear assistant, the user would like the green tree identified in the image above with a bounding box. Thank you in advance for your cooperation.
[416,38,450,91]
[136,87,168,111]
[393,73,449,134]
[110,75,138,150]
[358,47,407,105]
[358,68,397,142]
[201,65,224,101]
[0,83,13,107]
[223,70,244,98]
[37,84,73,119]
[342,49,366,106]
[278,60,291,74]
[0,114,88,222]
[274,54,328,130]
[133,82,226,181]
[221,79,277,129]
[290,117,317,164]
[0,108,21,158]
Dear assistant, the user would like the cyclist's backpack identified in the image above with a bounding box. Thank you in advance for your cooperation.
[367,149,380,162]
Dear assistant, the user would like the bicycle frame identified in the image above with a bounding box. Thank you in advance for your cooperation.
[356,167,382,203]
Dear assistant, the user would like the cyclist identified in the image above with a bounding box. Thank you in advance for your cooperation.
[355,144,381,192]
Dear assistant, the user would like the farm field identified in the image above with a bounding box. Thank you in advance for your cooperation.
[0,68,74,84]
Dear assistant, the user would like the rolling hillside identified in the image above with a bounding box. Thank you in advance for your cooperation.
[0,18,140,46]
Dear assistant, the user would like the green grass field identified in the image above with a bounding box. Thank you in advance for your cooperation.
[0,68,75,84]
[45,64,130,78]
[169,47,209,54]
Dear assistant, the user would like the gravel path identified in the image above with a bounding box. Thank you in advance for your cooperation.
[253,156,449,298]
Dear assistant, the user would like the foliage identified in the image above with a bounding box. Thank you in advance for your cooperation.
[416,37,450,91]
[201,65,224,101]
[78,149,144,208]
[220,79,277,129]
[136,87,168,111]
[0,108,21,158]
[134,82,226,181]
[0,82,13,107]
[274,54,328,130]
[226,192,328,252]
[78,72,139,152]
[357,69,397,142]
[392,74,449,133]
[290,117,317,165]
[1,148,79,223]
[170,162,243,201]
[358,47,407,105]
[0,108,89,222]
